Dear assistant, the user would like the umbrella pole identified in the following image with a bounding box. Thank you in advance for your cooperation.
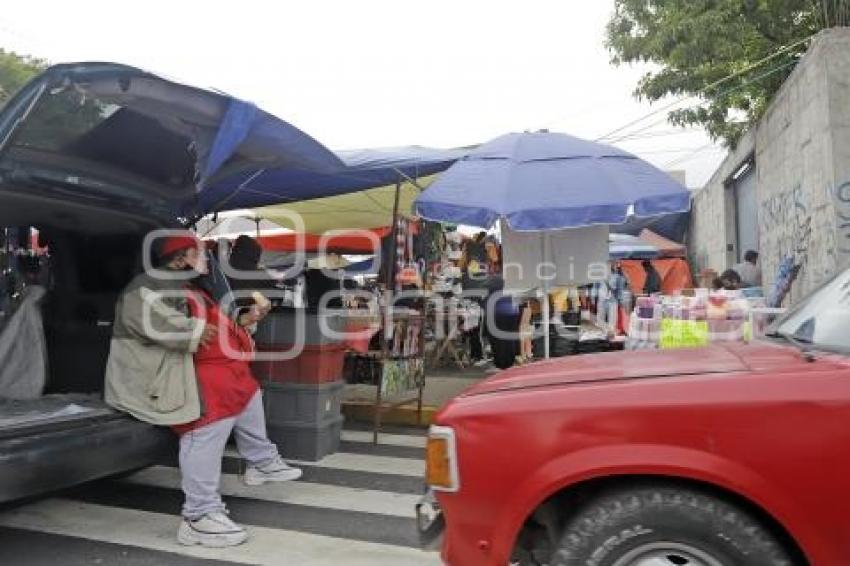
[542,232,551,359]
[386,181,402,292]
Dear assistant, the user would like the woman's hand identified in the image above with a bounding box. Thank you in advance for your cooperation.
[239,303,270,327]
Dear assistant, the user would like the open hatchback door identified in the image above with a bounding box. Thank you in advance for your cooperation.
[0,62,344,220]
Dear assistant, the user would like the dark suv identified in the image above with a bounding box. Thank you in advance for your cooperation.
[0,62,340,502]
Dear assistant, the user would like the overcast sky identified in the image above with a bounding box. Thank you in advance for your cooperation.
[0,0,726,187]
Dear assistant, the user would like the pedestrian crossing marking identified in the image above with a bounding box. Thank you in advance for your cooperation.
[0,499,440,566]
[341,429,427,448]
[123,466,420,518]
[0,425,436,563]
[224,448,426,478]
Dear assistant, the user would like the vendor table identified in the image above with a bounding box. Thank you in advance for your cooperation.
[424,299,480,369]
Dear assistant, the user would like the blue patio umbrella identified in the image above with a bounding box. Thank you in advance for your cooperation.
[414,131,689,358]
[413,131,689,231]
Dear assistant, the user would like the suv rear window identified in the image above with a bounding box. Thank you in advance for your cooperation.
[10,87,197,188]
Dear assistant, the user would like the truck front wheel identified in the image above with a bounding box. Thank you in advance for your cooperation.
[549,485,797,566]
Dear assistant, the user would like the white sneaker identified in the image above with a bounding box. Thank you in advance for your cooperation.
[243,455,303,486]
[177,512,248,547]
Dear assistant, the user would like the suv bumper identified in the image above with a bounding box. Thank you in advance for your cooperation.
[416,489,445,551]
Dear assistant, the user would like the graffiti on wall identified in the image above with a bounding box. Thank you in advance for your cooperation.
[761,184,813,264]
[836,180,850,255]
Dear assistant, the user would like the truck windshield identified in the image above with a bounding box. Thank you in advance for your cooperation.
[773,267,850,354]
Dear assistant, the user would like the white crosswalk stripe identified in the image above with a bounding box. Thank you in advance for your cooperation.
[341,429,427,448]
[124,465,420,517]
[224,447,426,477]
[0,499,441,566]
[0,426,437,565]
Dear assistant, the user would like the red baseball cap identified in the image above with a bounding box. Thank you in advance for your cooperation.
[158,232,202,259]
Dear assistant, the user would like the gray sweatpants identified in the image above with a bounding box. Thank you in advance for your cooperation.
[178,390,279,519]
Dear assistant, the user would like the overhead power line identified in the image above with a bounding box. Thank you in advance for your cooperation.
[593,33,816,143]
[608,127,701,143]
[662,144,721,168]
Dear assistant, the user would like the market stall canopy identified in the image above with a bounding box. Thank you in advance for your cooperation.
[638,228,686,257]
[260,251,349,270]
[344,257,380,276]
[205,145,465,216]
[196,214,284,238]
[256,227,390,254]
[612,210,690,243]
[0,62,344,219]
[609,233,660,260]
[254,174,439,233]
[414,131,690,231]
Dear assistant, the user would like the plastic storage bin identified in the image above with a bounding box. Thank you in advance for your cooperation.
[254,309,344,347]
[262,380,344,425]
[253,343,347,384]
[266,414,344,462]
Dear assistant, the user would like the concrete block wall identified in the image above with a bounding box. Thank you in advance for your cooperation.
[690,28,850,303]
[754,31,837,301]
[827,31,850,269]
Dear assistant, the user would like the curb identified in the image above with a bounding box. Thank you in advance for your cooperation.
[341,401,438,427]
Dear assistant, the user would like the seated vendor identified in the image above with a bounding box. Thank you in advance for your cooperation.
[713,269,743,291]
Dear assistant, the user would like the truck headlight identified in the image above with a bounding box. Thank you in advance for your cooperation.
[426,425,460,492]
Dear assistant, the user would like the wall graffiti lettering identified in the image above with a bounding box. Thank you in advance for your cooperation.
[836,180,850,255]
[761,184,812,264]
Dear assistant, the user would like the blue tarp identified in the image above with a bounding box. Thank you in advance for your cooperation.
[343,257,380,275]
[0,62,347,219]
[201,145,466,213]
[414,132,691,231]
[199,101,357,190]
[611,210,691,243]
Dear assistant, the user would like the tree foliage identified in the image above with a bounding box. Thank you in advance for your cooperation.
[606,0,850,147]
[0,49,105,148]
[0,48,46,104]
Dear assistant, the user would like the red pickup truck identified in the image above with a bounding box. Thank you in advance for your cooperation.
[421,267,850,566]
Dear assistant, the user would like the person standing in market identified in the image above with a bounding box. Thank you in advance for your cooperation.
[641,259,662,295]
[105,231,301,548]
[606,262,630,334]
[463,231,489,274]
[225,234,280,316]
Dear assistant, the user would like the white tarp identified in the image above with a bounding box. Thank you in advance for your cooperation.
[0,286,48,400]
[501,224,609,291]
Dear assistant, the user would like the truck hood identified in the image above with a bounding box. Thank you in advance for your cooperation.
[0,62,343,219]
[461,342,833,397]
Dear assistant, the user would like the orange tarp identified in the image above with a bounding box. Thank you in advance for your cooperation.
[638,228,686,257]
[620,258,693,295]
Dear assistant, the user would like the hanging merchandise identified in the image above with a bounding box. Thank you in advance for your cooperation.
[394,217,406,290]
[392,217,423,289]
[413,220,444,272]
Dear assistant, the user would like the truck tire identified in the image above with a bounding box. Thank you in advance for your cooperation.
[549,485,797,566]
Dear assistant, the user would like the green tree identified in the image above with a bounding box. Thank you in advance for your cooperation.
[0,48,46,104]
[0,49,103,148]
[606,0,850,147]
